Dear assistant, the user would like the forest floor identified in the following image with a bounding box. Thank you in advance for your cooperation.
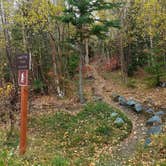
[95,56,166,107]
[0,59,166,165]
[27,59,166,165]
[85,63,148,164]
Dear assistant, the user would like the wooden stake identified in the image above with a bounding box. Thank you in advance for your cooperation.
[19,86,28,155]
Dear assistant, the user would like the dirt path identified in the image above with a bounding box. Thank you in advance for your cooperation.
[30,64,148,164]
[91,65,147,164]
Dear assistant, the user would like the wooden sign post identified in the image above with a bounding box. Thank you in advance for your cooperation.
[17,54,30,155]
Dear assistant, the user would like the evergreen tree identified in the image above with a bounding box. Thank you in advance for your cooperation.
[62,0,120,103]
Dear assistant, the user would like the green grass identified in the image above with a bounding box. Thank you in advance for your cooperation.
[0,102,132,165]
[102,70,122,82]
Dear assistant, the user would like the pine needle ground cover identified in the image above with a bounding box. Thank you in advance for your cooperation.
[0,102,132,165]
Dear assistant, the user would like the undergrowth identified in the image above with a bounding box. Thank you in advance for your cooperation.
[0,102,132,165]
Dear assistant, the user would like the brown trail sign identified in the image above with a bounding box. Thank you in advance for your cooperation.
[17,54,30,70]
[17,53,30,155]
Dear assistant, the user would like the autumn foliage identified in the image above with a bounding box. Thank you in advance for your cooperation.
[105,56,120,72]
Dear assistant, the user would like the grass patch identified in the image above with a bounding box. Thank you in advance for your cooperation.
[102,70,122,82]
[0,102,132,165]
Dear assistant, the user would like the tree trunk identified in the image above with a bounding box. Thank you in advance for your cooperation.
[119,6,128,83]
[57,24,65,96]
[0,1,18,134]
[49,33,63,97]
[79,41,84,103]
[149,35,154,66]
[0,0,17,86]
[120,32,127,83]
[85,38,89,65]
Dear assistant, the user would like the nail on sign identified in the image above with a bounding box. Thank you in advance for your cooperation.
[18,70,28,86]
[17,54,30,70]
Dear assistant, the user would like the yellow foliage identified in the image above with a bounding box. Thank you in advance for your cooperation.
[16,0,63,30]
[0,88,3,95]
[0,84,13,97]
[135,0,166,38]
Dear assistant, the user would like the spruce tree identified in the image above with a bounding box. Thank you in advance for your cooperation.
[62,0,120,103]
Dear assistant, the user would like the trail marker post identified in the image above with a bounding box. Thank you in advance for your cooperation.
[17,54,30,155]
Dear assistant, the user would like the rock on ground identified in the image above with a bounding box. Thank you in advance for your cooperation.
[146,115,162,125]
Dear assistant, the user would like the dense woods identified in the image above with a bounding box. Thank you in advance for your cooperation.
[0,0,166,165]
[0,0,165,97]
